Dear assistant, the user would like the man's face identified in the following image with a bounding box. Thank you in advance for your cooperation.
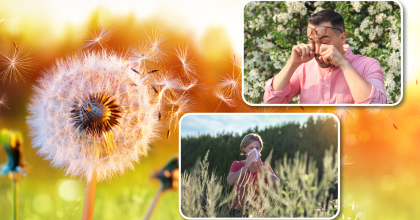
[307,21,343,68]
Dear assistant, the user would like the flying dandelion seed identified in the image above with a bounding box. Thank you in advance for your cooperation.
[175,43,197,77]
[129,42,157,74]
[332,107,358,125]
[0,93,9,111]
[214,87,237,112]
[0,44,35,83]
[341,154,353,168]
[366,107,381,115]
[0,14,16,24]
[83,26,114,52]
[144,27,170,62]
[27,51,161,181]
[217,72,241,99]
[365,107,397,129]
[214,55,242,112]
[316,107,324,113]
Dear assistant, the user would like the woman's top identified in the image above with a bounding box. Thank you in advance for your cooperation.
[229,160,275,209]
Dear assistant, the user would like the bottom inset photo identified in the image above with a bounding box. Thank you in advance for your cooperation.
[179,113,340,219]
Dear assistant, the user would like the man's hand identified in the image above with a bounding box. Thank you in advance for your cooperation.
[291,43,316,65]
[319,44,348,68]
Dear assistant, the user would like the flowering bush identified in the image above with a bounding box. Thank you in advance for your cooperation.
[244,1,401,104]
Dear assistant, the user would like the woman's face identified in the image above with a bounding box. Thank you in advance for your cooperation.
[242,140,261,155]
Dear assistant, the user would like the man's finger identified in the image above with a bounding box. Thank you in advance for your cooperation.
[293,45,302,56]
[299,44,307,57]
[319,44,331,53]
[309,43,314,51]
[310,51,315,59]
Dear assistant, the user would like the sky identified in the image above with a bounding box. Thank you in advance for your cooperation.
[180,113,334,137]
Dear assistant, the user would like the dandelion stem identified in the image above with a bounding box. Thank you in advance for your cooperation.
[13,173,17,220]
[144,184,164,220]
[82,171,98,220]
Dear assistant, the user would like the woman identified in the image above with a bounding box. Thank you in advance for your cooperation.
[226,133,280,217]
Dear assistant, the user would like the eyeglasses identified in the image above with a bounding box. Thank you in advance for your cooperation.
[302,26,343,37]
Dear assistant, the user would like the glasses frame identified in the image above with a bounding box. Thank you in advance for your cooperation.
[302,26,343,37]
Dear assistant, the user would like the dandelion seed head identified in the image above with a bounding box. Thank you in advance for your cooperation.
[27,51,161,181]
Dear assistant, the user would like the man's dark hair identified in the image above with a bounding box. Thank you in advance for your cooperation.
[308,9,345,33]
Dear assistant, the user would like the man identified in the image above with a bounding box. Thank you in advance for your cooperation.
[264,9,387,104]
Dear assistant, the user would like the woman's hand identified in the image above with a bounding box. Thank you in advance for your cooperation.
[257,156,263,168]
[244,150,258,169]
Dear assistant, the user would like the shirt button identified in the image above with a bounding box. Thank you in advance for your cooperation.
[326,84,329,87]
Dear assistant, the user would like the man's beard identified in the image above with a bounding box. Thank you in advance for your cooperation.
[315,54,333,68]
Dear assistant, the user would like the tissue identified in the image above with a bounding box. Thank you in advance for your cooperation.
[247,148,259,162]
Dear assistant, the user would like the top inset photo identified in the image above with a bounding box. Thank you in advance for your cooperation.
[243,1,402,106]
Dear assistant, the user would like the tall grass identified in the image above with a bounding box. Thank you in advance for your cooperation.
[181,147,339,218]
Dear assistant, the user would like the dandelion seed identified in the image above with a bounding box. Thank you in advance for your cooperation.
[366,107,397,129]
[366,107,381,115]
[151,85,158,94]
[341,154,353,168]
[0,14,16,24]
[130,42,156,74]
[83,26,114,52]
[214,87,236,112]
[332,107,358,125]
[0,44,35,83]
[217,72,241,98]
[131,68,140,74]
[175,43,197,77]
[144,27,170,62]
[0,93,9,111]
[13,42,18,51]
[148,70,159,74]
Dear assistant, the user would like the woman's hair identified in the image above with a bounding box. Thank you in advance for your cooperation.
[240,133,263,156]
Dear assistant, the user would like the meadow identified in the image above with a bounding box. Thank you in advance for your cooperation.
[181,147,339,218]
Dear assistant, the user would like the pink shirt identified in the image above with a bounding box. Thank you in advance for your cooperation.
[263,45,387,104]
[229,161,275,209]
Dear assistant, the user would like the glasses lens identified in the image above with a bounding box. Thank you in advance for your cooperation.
[303,27,311,36]
[315,27,326,36]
